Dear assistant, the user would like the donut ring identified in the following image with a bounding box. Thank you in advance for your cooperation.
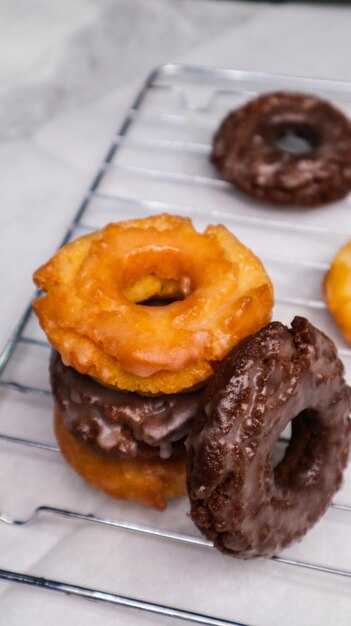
[187,317,351,558]
[211,92,351,207]
[324,240,351,342]
[54,409,186,510]
[33,214,273,395]
[50,350,201,460]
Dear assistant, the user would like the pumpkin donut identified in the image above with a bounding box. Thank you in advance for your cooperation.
[33,214,274,395]
[324,240,351,343]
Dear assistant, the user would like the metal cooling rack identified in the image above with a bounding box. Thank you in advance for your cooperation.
[1,64,351,625]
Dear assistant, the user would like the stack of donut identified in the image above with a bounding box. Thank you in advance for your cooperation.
[33,214,273,510]
[32,89,351,557]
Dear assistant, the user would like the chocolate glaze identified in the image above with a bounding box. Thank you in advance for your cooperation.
[187,317,351,558]
[211,92,351,207]
[50,352,202,460]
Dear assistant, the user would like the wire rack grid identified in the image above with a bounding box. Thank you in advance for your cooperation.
[1,64,351,626]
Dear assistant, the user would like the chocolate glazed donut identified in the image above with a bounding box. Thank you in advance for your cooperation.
[187,317,351,558]
[211,92,351,206]
[50,352,202,461]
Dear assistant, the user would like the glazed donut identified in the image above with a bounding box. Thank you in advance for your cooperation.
[324,240,351,342]
[33,214,273,395]
[50,350,201,461]
[187,317,351,558]
[211,92,351,207]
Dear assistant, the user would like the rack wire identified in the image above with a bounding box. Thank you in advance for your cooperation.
[1,64,351,625]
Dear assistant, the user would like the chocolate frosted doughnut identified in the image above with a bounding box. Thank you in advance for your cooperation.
[211,92,351,206]
[187,317,351,558]
[50,352,202,461]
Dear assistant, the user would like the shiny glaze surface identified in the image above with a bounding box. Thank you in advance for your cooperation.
[50,352,202,460]
[211,92,351,206]
[33,214,273,395]
[187,317,351,558]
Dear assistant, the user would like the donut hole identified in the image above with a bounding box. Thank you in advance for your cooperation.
[140,293,186,307]
[127,275,192,306]
[274,123,319,155]
[273,408,324,487]
[271,423,291,469]
[121,249,193,306]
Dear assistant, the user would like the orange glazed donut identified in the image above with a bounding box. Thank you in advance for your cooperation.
[33,214,274,395]
[324,240,351,342]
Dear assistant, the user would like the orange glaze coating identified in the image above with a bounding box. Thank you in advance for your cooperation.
[325,240,351,343]
[54,408,186,510]
[33,214,274,395]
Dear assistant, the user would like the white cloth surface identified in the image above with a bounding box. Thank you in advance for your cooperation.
[1,2,351,625]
